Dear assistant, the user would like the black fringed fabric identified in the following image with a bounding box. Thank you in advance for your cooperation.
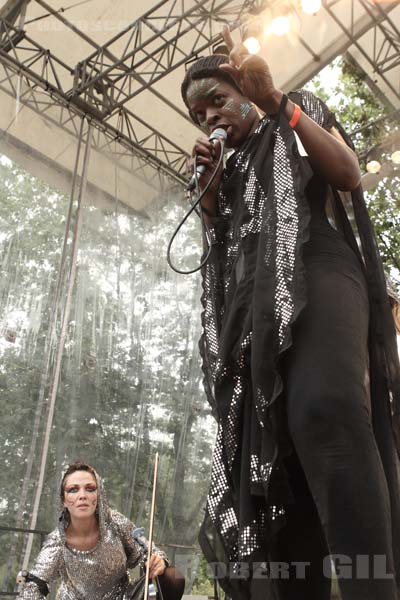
[198,89,400,599]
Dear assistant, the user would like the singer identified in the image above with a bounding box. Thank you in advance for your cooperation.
[17,462,185,600]
[181,26,400,600]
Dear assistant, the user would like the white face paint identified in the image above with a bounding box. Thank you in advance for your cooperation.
[221,98,237,113]
[186,79,222,127]
[219,98,254,121]
[240,102,253,119]
[186,77,260,150]
[186,78,221,102]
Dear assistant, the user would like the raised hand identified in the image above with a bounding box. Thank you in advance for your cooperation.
[219,25,282,114]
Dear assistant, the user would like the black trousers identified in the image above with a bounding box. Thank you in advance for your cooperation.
[156,567,185,600]
[270,254,398,600]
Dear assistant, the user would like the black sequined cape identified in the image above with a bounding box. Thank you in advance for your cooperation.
[198,90,400,600]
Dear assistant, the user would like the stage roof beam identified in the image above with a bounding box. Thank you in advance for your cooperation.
[324,0,400,105]
[69,0,272,112]
[0,22,189,185]
[33,0,197,127]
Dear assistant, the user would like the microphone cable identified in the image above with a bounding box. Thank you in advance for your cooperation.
[167,138,225,275]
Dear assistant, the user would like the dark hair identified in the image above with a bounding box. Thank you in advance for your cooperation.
[181,54,243,123]
[60,462,97,501]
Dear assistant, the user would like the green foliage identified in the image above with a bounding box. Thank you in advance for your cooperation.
[306,57,390,155]
[306,57,400,289]
[367,178,400,274]
[0,155,213,592]
[0,52,399,597]
[191,554,214,596]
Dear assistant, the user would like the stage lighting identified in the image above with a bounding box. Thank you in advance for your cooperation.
[242,21,263,54]
[301,0,322,15]
[366,160,381,174]
[243,36,261,54]
[267,15,291,36]
[390,150,400,165]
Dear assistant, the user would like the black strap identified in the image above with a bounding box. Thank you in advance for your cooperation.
[25,573,49,597]
[278,93,289,114]
[269,93,288,122]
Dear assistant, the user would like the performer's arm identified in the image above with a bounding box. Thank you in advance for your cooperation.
[17,532,62,599]
[219,26,360,192]
[112,511,168,577]
[260,91,360,191]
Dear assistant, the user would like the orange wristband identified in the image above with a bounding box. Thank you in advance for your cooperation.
[289,103,301,129]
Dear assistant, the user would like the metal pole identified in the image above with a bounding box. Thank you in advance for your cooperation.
[21,120,93,571]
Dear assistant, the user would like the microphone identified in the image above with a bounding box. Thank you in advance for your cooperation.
[186,127,227,192]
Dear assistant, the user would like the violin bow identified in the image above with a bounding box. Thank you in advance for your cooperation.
[144,452,160,600]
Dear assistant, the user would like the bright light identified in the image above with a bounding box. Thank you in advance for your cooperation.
[243,36,261,54]
[390,150,400,165]
[366,160,381,174]
[267,15,291,36]
[301,0,322,15]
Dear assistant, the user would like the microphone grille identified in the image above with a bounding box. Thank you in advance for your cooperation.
[210,127,228,141]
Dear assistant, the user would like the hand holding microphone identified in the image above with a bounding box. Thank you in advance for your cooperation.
[167,128,227,275]
[187,127,227,193]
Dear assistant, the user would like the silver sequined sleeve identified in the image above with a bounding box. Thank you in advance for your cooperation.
[18,582,45,600]
[18,530,62,599]
[110,511,168,570]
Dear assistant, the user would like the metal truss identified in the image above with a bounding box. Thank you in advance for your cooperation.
[33,0,200,129]
[71,0,270,116]
[0,19,189,186]
[0,0,399,185]
[361,0,400,75]
[0,0,275,183]
[323,0,400,105]
[0,61,187,191]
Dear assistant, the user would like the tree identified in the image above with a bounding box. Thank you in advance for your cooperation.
[0,156,215,592]
[306,56,400,291]
[0,51,398,597]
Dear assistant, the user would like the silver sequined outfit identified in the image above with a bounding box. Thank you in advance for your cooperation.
[18,470,167,599]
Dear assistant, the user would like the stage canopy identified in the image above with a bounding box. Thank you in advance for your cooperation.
[0,0,399,208]
[0,0,399,596]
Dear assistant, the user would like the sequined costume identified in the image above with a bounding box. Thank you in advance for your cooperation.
[18,470,167,599]
[198,90,400,599]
